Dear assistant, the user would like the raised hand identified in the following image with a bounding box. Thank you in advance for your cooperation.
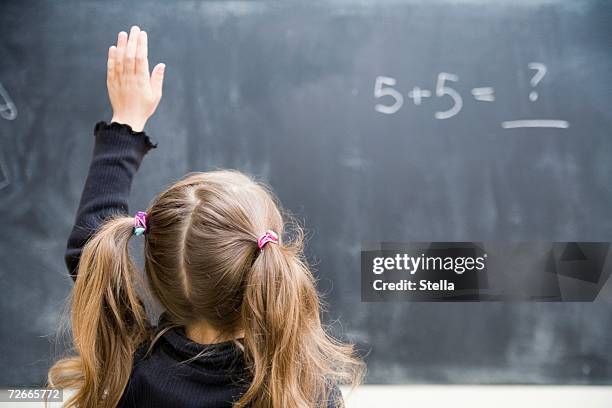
[107,26,165,132]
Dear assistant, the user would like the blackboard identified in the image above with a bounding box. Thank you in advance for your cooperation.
[1,0,612,386]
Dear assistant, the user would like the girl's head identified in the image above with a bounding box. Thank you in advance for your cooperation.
[145,170,285,333]
[49,170,364,408]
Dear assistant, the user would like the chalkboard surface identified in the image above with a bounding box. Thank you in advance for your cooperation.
[1,0,612,386]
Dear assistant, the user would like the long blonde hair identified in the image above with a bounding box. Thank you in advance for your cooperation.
[49,170,364,407]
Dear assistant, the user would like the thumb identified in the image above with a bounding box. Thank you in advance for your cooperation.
[150,63,165,99]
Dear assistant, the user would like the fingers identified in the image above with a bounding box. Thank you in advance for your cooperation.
[150,63,166,99]
[136,30,149,79]
[124,25,141,74]
[109,26,164,105]
[114,31,127,80]
[107,45,116,83]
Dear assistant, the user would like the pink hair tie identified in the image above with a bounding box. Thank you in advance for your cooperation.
[257,230,279,250]
[133,211,148,236]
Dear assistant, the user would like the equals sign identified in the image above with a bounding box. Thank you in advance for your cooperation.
[471,87,495,102]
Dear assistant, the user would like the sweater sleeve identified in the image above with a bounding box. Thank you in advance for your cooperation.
[65,121,156,280]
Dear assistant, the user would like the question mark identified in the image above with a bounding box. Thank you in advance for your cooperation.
[527,62,547,102]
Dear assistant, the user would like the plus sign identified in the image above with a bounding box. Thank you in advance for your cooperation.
[408,87,432,106]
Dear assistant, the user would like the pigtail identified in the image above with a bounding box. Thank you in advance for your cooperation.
[49,217,150,408]
[238,227,365,408]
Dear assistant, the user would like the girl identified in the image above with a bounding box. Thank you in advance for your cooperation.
[48,26,364,408]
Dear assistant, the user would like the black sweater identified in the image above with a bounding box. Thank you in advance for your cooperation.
[65,122,342,407]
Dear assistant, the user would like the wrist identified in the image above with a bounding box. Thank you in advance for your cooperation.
[110,115,147,132]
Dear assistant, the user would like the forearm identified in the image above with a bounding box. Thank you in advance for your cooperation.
[65,121,156,279]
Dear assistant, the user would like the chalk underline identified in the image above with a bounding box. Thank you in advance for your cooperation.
[501,120,570,129]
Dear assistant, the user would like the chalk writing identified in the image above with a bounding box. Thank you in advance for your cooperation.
[373,63,569,129]
[0,83,17,121]
[374,76,403,115]
[471,87,495,102]
[0,82,16,190]
[527,62,546,102]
